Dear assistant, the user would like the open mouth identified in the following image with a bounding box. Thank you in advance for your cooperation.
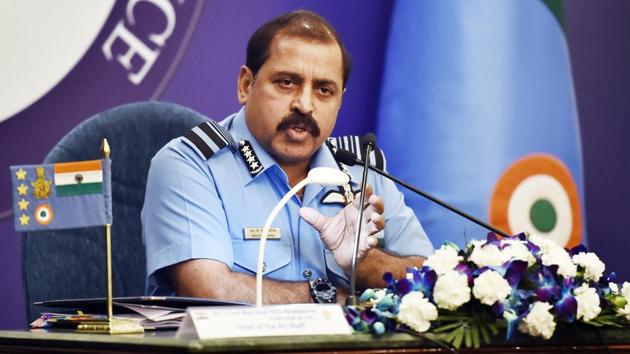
[285,125,311,140]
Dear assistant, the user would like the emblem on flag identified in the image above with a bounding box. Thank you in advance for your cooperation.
[489,154,583,248]
[10,159,112,232]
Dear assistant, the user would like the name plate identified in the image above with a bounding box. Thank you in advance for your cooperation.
[176,304,352,339]
[244,227,281,240]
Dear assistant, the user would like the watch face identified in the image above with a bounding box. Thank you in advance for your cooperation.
[312,279,336,303]
[315,282,332,292]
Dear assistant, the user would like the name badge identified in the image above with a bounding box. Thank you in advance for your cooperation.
[243,227,281,240]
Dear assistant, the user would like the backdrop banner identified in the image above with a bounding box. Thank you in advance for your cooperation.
[377,0,586,248]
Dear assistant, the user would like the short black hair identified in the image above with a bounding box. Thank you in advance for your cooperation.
[246,9,352,88]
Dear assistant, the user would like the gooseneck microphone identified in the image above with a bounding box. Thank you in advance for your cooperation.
[333,146,510,238]
[347,133,377,306]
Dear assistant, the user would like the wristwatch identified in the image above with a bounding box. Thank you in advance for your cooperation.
[309,278,337,303]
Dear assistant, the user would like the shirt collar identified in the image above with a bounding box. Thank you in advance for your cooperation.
[224,107,360,190]
[224,108,281,185]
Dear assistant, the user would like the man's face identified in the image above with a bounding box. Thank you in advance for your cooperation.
[238,35,344,167]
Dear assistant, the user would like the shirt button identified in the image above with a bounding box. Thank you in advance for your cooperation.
[303,269,312,279]
[262,262,266,272]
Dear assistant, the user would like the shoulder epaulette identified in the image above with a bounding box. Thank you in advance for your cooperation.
[328,135,387,170]
[182,120,235,160]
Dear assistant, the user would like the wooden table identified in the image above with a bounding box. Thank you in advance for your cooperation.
[0,327,629,353]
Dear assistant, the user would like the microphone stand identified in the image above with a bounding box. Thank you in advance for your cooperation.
[362,160,510,238]
[347,143,373,306]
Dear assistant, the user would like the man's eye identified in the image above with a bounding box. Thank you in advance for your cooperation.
[278,79,295,87]
[319,87,334,96]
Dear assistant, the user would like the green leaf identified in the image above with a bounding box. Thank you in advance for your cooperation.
[432,322,463,333]
[488,322,499,336]
[453,327,464,349]
[464,327,472,348]
[443,327,459,343]
[472,323,481,349]
[479,323,491,344]
[437,315,466,321]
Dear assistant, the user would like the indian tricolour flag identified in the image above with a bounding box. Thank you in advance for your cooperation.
[54,160,104,197]
[10,158,112,232]
[377,0,585,248]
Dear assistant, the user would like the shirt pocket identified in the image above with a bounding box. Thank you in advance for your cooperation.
[231,239,292,277]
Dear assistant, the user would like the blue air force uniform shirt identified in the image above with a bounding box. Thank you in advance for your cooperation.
[141,108,434,295]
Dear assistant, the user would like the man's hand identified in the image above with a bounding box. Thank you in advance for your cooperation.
[299,186,385,274]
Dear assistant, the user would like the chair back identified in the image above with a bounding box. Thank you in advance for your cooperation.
[22,101,209,322]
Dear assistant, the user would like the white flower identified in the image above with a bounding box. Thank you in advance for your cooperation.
[528,234,556,253]
[574,284,602,322]
[397,291,438,333]
[618,305,630,321]
[469,243,508,268]
[424,244,462,275]
[540,245,577,278]
[433,270,471,310]
[529,235,575,277]
[572,252,605,281]
[621,282,630,300]
[617,282,630,321]
[501,239,536,266]
[472,270,511,306]
[610,282,619,294]
[518,302,556,339]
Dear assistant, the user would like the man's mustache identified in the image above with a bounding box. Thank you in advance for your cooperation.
[276,111,321,137]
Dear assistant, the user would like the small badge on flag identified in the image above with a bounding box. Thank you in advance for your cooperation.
[10,159,112,232]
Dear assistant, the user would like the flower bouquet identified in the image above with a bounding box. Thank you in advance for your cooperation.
[345,233,630,349]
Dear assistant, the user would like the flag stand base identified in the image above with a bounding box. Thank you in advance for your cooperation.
[77,319,144,334]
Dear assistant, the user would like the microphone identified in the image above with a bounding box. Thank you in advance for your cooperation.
[255,167,349,306]
[333,147,510,238]
[360,132,377,153]
[347,133,376,307]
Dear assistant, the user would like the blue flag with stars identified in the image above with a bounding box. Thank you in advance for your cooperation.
[10,159,112,232]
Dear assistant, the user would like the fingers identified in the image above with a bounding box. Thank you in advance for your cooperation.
[353,187,383,214]
[365,194,384,214]
[357,235,378,260]
[364,213,384,235]
[299,207,329,233]
[351,184,374,209]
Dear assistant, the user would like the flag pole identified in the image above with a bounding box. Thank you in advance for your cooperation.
[101,139,114,323]
[77,139,143,334]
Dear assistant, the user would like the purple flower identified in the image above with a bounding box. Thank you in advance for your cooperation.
[394,278,413,296]
[528,264,562,302]
[383,272,395,286]
[554,277,577,322]
[361,308,378,324]
[403,267,437,299]
[455,263,475,286]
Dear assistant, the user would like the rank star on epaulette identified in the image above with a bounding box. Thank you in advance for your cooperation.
[239,140,264,176]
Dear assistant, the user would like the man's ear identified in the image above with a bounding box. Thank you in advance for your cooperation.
[237,65,254,105]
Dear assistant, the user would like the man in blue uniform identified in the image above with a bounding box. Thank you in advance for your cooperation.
[142,10,433,304]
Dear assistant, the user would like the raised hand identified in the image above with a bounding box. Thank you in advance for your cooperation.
[300,186,385,274]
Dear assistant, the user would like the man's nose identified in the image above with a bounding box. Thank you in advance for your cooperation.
[291,87,314,115]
